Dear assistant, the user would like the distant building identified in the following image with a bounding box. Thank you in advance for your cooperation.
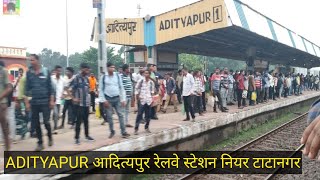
[0,46,27,79]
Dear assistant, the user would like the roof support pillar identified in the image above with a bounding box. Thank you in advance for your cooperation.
[147,46,157,65]
[246,47,256,71]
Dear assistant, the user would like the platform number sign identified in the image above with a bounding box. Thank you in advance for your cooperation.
[213,5,222,23]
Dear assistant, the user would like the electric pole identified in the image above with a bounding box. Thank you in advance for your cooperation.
[97,0,107,76]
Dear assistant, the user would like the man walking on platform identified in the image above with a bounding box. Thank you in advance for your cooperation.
[162,72,178,113]
[51,65,64,132]
[227,69,235,106]
[61,67,75,129]
[176,70,183,104]
[211,68,226,112]
[72,63,95,145]
[121,64,134,127]
[193,71,204,116]
[135,70,155,134]
[88,73,97,113]
[0,61,12,151]
[220,68,230,111]
[149,64,163,120]
[99,62,130,138]
[182,68,196,121]
[25,54,54,151]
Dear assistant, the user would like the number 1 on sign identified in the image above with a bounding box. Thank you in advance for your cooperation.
[213,6,222,23]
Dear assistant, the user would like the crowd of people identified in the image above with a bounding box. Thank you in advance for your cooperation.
[0,54,320,152]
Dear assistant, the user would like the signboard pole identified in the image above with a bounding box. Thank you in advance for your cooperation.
[97,0,107,76]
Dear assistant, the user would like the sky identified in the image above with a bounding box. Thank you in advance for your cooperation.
[0,0,319,55]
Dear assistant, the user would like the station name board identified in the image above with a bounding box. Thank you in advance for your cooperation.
[155,0,228,44]
[159,6,223,31]
[104,18,144,46]
[0,47,26,57]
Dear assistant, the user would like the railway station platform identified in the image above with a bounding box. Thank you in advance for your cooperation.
[1,91,320,179]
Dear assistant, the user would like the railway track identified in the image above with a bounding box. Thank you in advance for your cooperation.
[179,112,308,180]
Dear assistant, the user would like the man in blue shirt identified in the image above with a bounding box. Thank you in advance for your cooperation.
[99,62,130,138]
[25,54,54,151]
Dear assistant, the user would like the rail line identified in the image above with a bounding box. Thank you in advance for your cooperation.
[179,112,308,180]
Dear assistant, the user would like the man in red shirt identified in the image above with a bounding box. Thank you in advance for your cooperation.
[236,70,246,109]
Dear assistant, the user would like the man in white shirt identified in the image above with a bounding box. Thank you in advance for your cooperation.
[51,65,64,132]
[268,72,274,100]
[61,67,75,129]
[182,68,196,122]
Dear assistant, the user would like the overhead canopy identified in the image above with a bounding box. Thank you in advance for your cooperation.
[95,0,320,68]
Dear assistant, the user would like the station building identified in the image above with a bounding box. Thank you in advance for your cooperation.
[94,0,320,74]
[0,46,27,79]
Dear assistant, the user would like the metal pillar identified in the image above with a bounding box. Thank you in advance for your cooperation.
[66,0,69,67]
[97,0,107,76]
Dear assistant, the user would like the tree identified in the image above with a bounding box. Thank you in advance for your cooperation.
[38,48,67,71]
[69,47,124,76]
[179,53,246,74]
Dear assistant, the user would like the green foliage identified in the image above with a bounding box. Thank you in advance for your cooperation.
[37,48,67,71]
[31,46,126,76]
[179,53,246,74]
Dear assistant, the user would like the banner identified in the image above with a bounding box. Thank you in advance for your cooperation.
[3,0,20,15]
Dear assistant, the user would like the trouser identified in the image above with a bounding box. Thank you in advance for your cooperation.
[90,91,96,112]
[75,106,89,139]
[194,96,203,114]
[99,102,107,121]
[256,88,261,104]
[293,85,297,94]
[104,96,126,135]
[237,89,246,107]
[53,104,61,130]
[163,94,178,111]
[295,85,300,95]
[62,99,74,126]
[0,104,10,150]
[32,104,52,145]
[213,90,224,110]
[183,96,195,120]
[7,105,15,140]
[269,86,275,100]
[135,103,151,130]
[176,87,182,103]
[274,87,280,98]
[124,97,131,125]
[280,86,283,97]
[151,106,157,119]
[234,87,238,101]
[284,87,289,97]
[220,88,228,108]
[289,86,292,95]
[260,88,265,102]
[227,88,234,104]
[16,99,33,133]
[263,87,269,100]
[248,90,254,105]
[202,92,206,111]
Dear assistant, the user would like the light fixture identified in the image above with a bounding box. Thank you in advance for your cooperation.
[144,14,151,22]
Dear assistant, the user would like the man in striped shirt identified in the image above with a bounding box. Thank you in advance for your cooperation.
[254,71,262,104]
[121,64,134,127]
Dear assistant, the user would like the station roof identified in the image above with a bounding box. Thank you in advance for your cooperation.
[98,0,320,68]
